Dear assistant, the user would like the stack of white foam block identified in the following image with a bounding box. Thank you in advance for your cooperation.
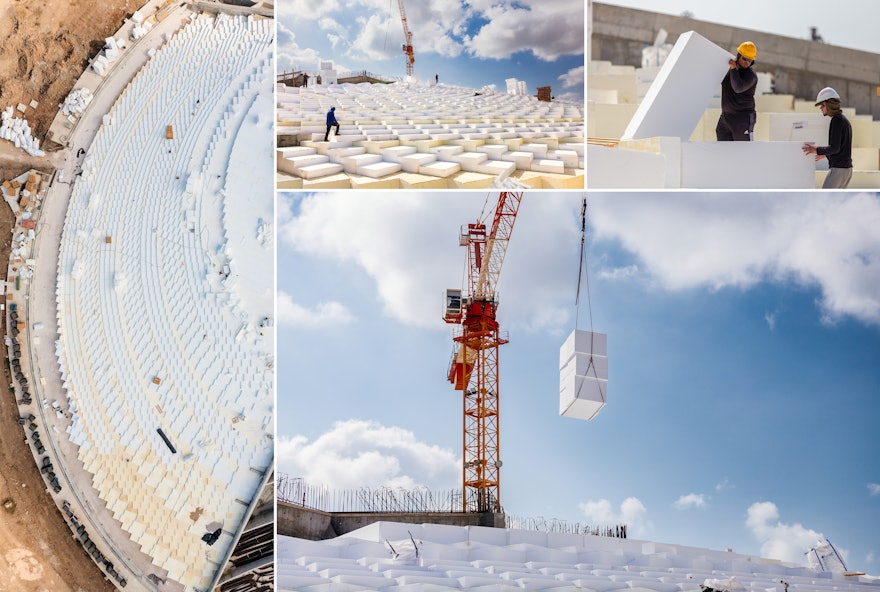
[559,329,607,421]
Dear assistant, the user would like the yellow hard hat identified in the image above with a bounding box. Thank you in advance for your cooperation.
[737,41,757,61]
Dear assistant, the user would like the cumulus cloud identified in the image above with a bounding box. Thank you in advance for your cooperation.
[591,193,880,326]
[277,291,354,327]
[464,1,584,61]
[276,23,322,72]
[745,501,824,564]
[558,65,585,88]
[715,477,733,491]
[868,483,880,496]
[278,193,581,333]
[578,497,651,537]
[598,264,639,281]
[276,419,459,490]
[673,493,708,510]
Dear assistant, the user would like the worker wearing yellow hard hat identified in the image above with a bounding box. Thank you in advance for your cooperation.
[716,41,758,141]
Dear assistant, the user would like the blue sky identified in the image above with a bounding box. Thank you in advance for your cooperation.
[276,191,880,572]
[596,0,880,54]
[277,0,585,103]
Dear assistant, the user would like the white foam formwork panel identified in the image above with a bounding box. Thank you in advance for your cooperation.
[622,31,732,141]
[586,144,666,189]
[680,141,815,188]
[559,330,607,421]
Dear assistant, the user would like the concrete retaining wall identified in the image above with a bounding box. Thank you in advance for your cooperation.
[277,501,506,540]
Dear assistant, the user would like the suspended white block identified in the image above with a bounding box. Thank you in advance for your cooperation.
[559,330,607,421]
[622,31,732,140]
[680,141,814,189]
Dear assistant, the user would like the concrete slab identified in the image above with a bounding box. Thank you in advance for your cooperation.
[680,141,814,189]
[586,144,667,189]
[622,31,732,141]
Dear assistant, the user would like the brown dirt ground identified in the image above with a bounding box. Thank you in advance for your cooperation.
[0,0,141,589]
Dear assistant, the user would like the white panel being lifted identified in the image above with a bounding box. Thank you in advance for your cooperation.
[559,330,607,421]
[622,31,732,141]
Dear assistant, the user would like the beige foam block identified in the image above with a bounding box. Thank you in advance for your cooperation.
[356,139,401,154]
[688,108,721,141]
[449,171,495,189]
[507,171,545,188]
[587,144,668,189]
[277,173,304,190]
[755,94,795,113]
[349,175,401,189]
[623,31,732,141]
[873,121,880,148]
[845,170,880,188]
[588,88,618,104]
[537,171,584,189]
[853,148,879,171]
[587,101,638,138]
[852,117,874,148]
[396,173,450,189]
[589,73,638,105]
[680,141,814,189]
[302,174,352,189]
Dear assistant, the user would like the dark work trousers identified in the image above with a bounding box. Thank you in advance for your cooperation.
[324,123,340,141]
[715,112,755,141]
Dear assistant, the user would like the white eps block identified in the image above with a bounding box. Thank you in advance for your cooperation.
[622,31,733,141]
[559,330,608,421]
[587,144,667,189]
[559,329,607,368]
[680,141,814,189]
[560,370,607,421]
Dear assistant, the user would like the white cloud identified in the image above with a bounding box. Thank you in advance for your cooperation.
[277,0,340,23]
[464,1,584,61]
[715,477,733,491]
[598,264,639,281]
[764,310,777,331]
[578,497,651,537]
[277,291,354,327]
[745,501,824,564]
[591,193,880,326]
[867,552,875,565]
[673,493,708,510]
[558,65,585,88]
[868,483,880,496]
[278,193,581,333]
[276,419,459,490]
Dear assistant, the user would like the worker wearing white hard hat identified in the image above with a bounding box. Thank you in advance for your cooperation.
[716,42,758,141]
[802,87,852,189]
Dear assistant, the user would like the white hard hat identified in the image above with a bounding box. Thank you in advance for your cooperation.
[815,87,840,105]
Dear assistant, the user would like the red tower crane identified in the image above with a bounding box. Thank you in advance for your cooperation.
[397,0,415,77]
[443,192,524,513]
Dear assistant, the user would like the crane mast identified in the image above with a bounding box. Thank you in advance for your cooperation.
[444,192,523,513]
[397,0,415,77]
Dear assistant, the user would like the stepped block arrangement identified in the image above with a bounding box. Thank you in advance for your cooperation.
[277,82,584,189]
[278,521,880,592]
[588,32,880,189]
[55,13,274,590]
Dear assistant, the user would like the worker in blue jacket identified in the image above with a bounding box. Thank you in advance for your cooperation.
[716,41,758,141]
[802,87,852,189]
[324,106,340,142]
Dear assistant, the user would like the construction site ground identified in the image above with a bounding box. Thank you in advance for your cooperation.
[0,0,140,589]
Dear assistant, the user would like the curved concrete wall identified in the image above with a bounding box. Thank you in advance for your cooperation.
[591,2,880,119]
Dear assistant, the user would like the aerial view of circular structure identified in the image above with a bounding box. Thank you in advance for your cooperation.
[2,2,274,591]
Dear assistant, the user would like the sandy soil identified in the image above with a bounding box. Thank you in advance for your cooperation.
[0,0,141,589]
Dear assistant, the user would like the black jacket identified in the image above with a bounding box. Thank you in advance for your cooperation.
[720,66,757,114]
[817,113,853,169]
